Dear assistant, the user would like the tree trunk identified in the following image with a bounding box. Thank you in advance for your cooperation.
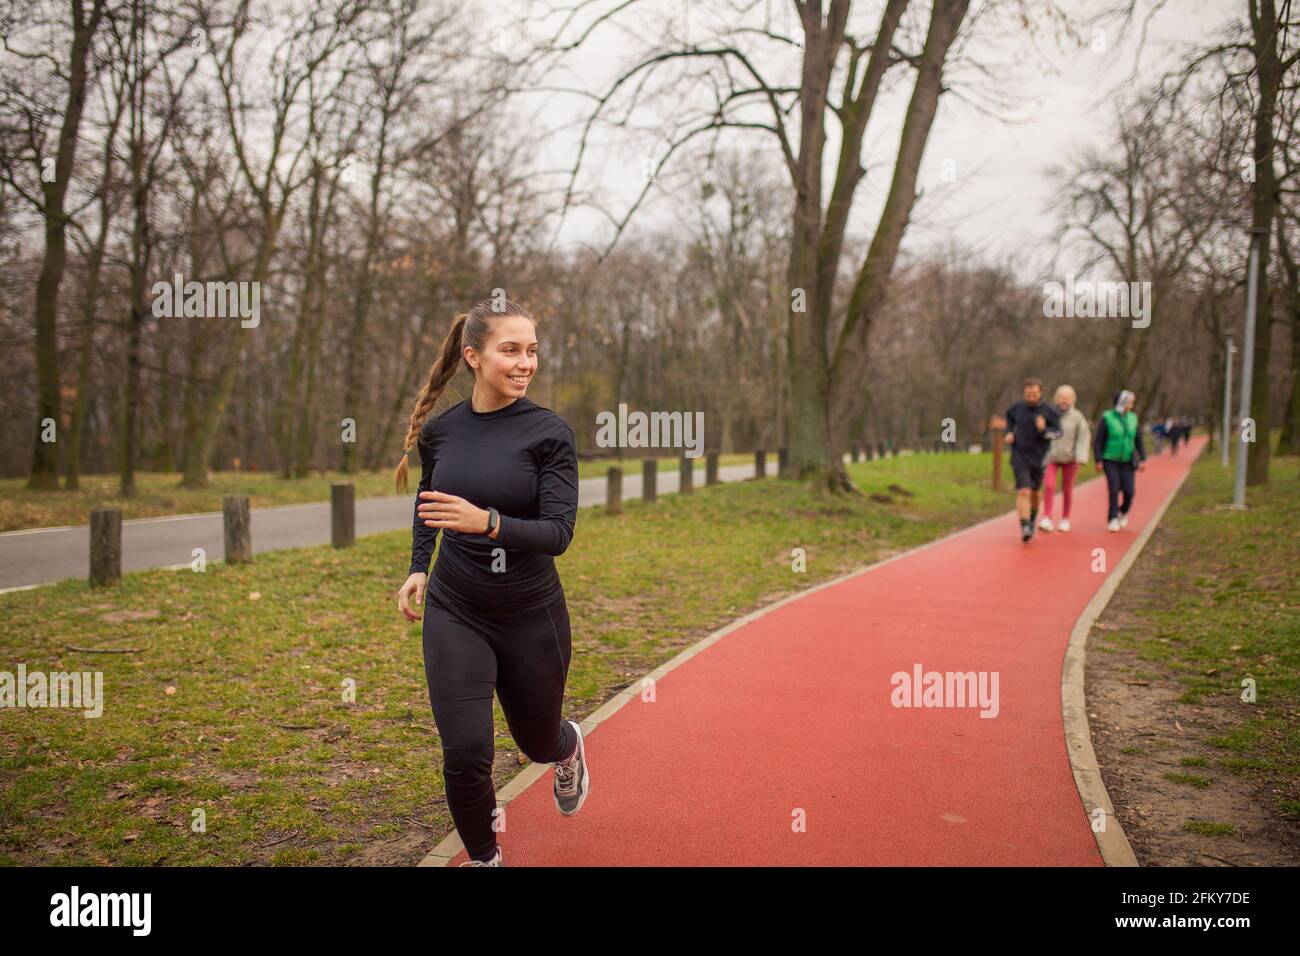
[826,0,970,488]
[784,3,849,492]
[27,0,108,489]
[1247,0,1281,484]
[1274,210,1298,454]
[180,209,282,487]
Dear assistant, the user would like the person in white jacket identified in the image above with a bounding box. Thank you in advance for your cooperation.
[1039,385,1091,532]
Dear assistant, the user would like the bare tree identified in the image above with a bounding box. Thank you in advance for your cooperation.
[64,43,129,488]
[179,0,363,487]
[547,1,1089,493]
[1051,92,1217,420]
[1,0,112,488]
[338,0,463,472]
[114,0,200,497]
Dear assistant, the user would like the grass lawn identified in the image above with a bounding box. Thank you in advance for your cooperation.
[1089,451,1300,858]
[0,453,755,532]
[1,450,1012,865]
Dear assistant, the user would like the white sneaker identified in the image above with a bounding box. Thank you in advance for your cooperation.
[1108,518,1120,532]
[1118,513,1129,528]
[553,720,589,816]
[1039,516,1054,532]
[459,845,503,866]
[1059,518,1071,532]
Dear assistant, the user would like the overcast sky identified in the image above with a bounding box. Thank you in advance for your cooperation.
[490,0,1243,283]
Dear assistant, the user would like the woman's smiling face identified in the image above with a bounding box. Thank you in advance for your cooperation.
[468,315,537,398]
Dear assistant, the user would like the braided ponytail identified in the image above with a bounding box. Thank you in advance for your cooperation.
[394,313,469,493]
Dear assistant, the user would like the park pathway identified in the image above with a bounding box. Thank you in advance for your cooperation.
[426,438,1205,866]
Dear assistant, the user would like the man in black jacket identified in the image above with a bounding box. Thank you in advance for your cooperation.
[1005,377,1062,542]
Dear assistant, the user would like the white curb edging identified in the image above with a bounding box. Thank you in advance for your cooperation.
[1060,444,1204,867]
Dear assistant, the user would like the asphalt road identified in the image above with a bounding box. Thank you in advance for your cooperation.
[0,461,763,591]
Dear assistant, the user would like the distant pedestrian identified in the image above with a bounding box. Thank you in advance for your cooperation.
[1151,419,1167,455]
[1004,377,1063,542]
[1039,385,1090,533]
[1093,389,1147,532]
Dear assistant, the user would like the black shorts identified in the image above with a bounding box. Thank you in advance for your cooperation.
[1011,454,1045,490]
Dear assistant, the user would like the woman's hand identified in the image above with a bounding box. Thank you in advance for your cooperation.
[1096,462,1103,473]
[398,572,427,622]
[417,490,490,535]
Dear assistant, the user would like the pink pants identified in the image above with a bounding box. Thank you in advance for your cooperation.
[1043,461,1079,518]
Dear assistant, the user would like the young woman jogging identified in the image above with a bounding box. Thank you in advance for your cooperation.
[395,298,589,867]
[1093,388,1147,532]
[1038,385,1090,533]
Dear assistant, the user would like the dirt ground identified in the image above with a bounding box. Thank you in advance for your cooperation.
[1086,520,1300,866]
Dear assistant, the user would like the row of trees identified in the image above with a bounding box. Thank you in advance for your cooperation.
[1,0,1295,495]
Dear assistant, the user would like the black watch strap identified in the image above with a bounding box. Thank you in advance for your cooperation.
[485,507,499,536]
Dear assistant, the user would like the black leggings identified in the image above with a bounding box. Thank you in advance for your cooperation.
[1102,459,1136,520]
[421,574,576,862]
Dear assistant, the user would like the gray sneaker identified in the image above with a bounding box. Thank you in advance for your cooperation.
[459,845,503,866]
[553,719,590,816]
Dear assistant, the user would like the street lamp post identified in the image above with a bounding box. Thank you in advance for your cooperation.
[1221,329,1235,468]
[1232,227,1268,509]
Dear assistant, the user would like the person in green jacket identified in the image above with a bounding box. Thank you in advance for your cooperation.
[1093,389,1147,532]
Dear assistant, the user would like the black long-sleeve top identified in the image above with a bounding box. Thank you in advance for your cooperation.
[1093,412,1147,464]
[408,396,579,608]
[1004,399,1062,462]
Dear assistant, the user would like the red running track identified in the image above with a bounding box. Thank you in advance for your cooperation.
[443,438,1204,866]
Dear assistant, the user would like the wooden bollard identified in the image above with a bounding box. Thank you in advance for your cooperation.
[850,443,860,463]
[331,483,355,548]
[680,455,694,494]
[642,458,657,503]
[778,446,788,477]
[89,507,121,587]
[706,451,719,485]
[606,467,622,515]
[223,494,251,563]
[989,415,1006,491]
[755,448,766,478]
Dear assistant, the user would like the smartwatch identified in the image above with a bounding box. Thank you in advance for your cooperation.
[484,507,499,536]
